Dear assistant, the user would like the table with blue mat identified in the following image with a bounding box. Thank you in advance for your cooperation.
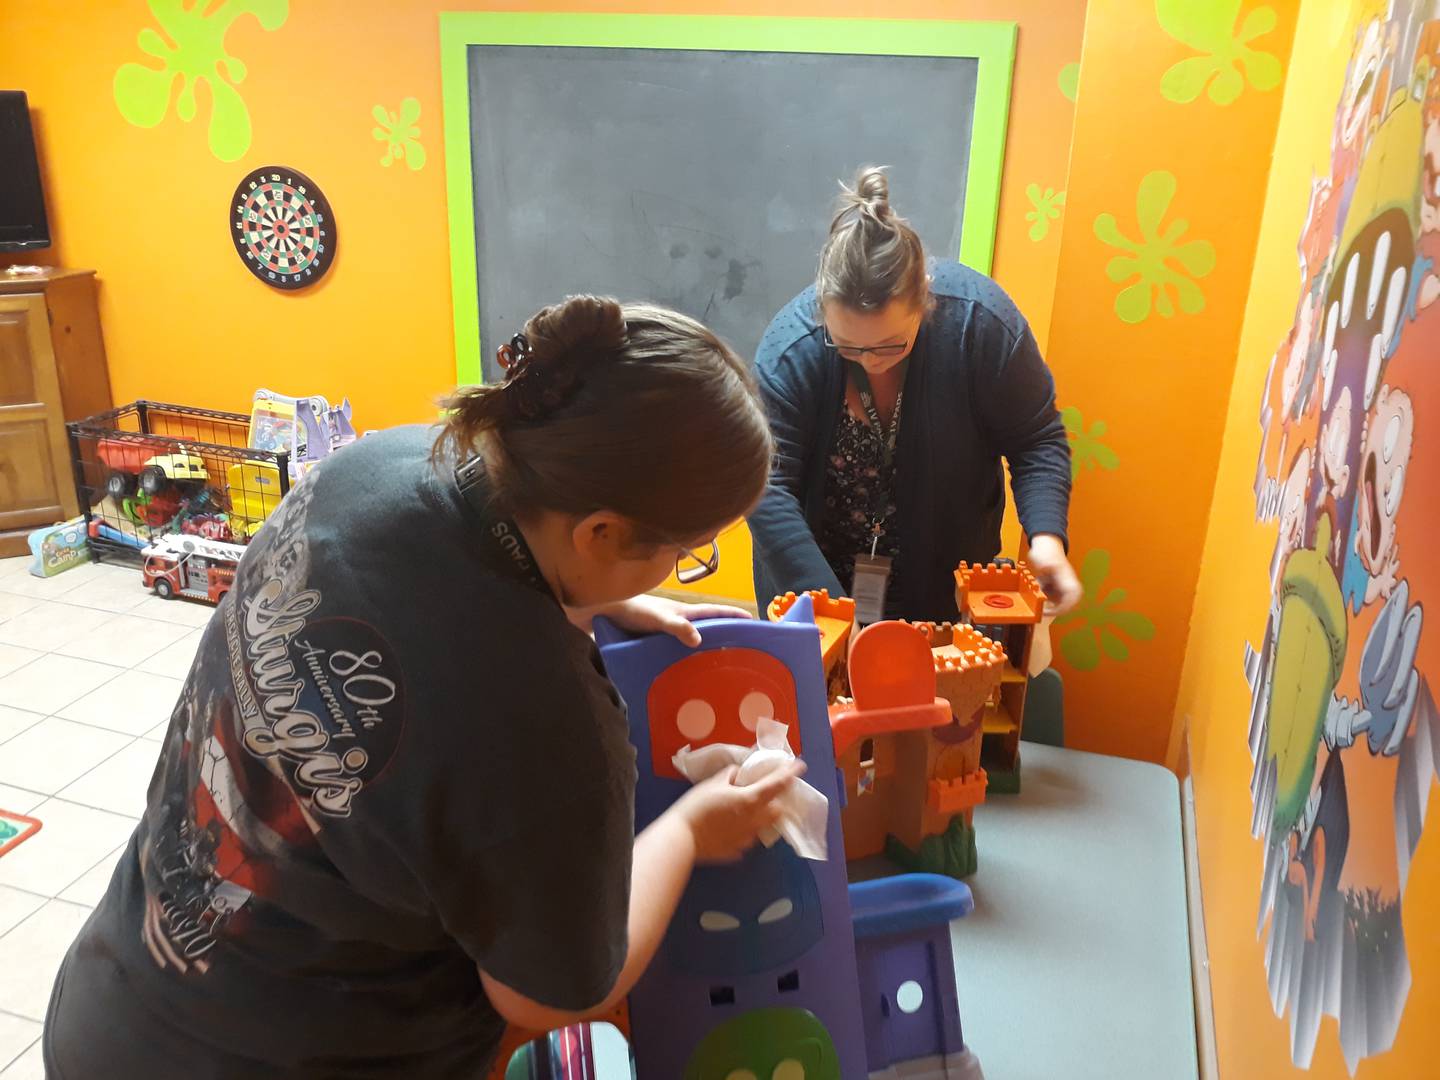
[952,742,1200,1079]
[507,741,1199,1078]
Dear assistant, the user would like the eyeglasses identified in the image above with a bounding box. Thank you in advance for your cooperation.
[675,540,721,584]
[823,328,910,360]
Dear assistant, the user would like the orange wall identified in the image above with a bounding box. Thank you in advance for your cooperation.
[1042,0,1298,762]
[0,0,1084,618]
[1178,0,1440,1075]
[0,1,1294,767]
[0,0,1080,423]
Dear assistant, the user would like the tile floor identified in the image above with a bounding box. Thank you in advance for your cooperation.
[0,554,208,1077]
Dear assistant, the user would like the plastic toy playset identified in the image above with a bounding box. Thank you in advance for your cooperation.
[499,562,1046,1080]
[768,562,1046,882]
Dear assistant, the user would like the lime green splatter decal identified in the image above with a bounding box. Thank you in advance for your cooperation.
[1058,61,1080,102]
[1156,0,1283,105]
[1055,550,1156,670]
[113,0,289,163]
[1025,184,1066,242]
[1094,170,1216,323]
[373,98,426,170]
[1061,406,1119,481]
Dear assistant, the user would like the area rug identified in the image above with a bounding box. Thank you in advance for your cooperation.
[0,808,42,859]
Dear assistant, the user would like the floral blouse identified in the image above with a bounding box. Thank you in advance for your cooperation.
[815,400,903,615]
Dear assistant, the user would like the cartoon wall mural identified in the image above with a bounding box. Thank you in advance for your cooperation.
[1246,3,1440,1071]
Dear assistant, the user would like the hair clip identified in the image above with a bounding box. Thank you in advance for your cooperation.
[498,330,585,421]
[497,333,533,377]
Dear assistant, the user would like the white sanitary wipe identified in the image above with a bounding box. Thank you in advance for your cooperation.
[671,718,829,861]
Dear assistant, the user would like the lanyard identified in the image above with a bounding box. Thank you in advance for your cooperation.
[849,361,906,469]
[454,456,555,601]
[848,361,906,547]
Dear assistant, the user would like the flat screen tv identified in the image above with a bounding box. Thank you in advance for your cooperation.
[0,91,51,251]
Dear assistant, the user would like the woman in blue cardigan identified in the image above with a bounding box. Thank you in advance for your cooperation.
[750,166,1081,624]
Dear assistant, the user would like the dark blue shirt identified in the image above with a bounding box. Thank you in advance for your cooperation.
[47,428,634,1078]
[749,260,1072,621]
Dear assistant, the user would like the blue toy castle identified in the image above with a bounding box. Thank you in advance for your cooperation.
[572,595,983,1080]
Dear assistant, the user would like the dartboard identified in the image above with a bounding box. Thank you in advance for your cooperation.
[229,166,336,290]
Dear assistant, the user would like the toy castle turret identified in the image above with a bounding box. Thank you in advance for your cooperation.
[953,562,1047,792]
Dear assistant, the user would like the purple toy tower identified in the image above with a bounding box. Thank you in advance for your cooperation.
[849,875,983,1079]
[596,597,868,1079]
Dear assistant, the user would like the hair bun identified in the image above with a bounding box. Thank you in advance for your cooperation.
[818,165,926,311]
[526,295,627,366]
[854,165,890,210]
[833,165,894,233]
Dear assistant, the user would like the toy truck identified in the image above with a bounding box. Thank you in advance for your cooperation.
[141,534,246,605]
[97,437,209,500]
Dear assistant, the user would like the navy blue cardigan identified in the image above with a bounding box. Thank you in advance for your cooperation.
[748,260,1072,621]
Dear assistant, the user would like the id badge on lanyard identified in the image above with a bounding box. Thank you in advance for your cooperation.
[849,362,905,626]
[853,551,892,626]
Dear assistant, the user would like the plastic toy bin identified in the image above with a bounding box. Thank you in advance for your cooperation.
[66,400,292,564]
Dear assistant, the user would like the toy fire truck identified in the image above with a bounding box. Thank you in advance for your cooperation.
[141,534,246,605]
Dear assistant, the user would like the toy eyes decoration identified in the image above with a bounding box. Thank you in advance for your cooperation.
[677,699,718,741]
[758,898,794,924]
[699,897,795,931]
[700,911,741,931]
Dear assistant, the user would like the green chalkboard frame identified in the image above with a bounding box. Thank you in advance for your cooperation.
[439,13,1017,386]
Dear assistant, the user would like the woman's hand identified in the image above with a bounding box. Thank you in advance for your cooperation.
[480,758,805,1031]
[669,762,805,863]
[569,594,753,647]
[1027,534,1083,617]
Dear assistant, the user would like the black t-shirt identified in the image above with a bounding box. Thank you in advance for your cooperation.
[49,427,636,1077]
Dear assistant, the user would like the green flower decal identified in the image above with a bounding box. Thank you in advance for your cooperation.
[1025,184,1066,242]
[1055,550,1156,671]
[1094,170,1216,323]
[1058,61,1081,102]
[373,97,426,170]
[0,820,17,843]
[1156,0,1283,105]
[113,0,289,162]
[1061,406,1119,481]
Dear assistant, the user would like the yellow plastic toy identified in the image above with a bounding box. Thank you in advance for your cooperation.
[226,461,284,538]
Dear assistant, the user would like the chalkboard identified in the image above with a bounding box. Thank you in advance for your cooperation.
[440,16,1017,384]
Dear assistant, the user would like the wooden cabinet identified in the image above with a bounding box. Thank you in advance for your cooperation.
[0,268,111,557]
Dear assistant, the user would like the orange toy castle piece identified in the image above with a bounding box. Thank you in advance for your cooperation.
[931,627,1007,722]
[768,584,1019,876]
[768,589,856,676]
[954,561,1046,625]
[829,622,950,756]
[903,619,959,648]
[827,619,1006,866]
[905,619,954,639]
[953,562,1047,788]
[928,769,989,815]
